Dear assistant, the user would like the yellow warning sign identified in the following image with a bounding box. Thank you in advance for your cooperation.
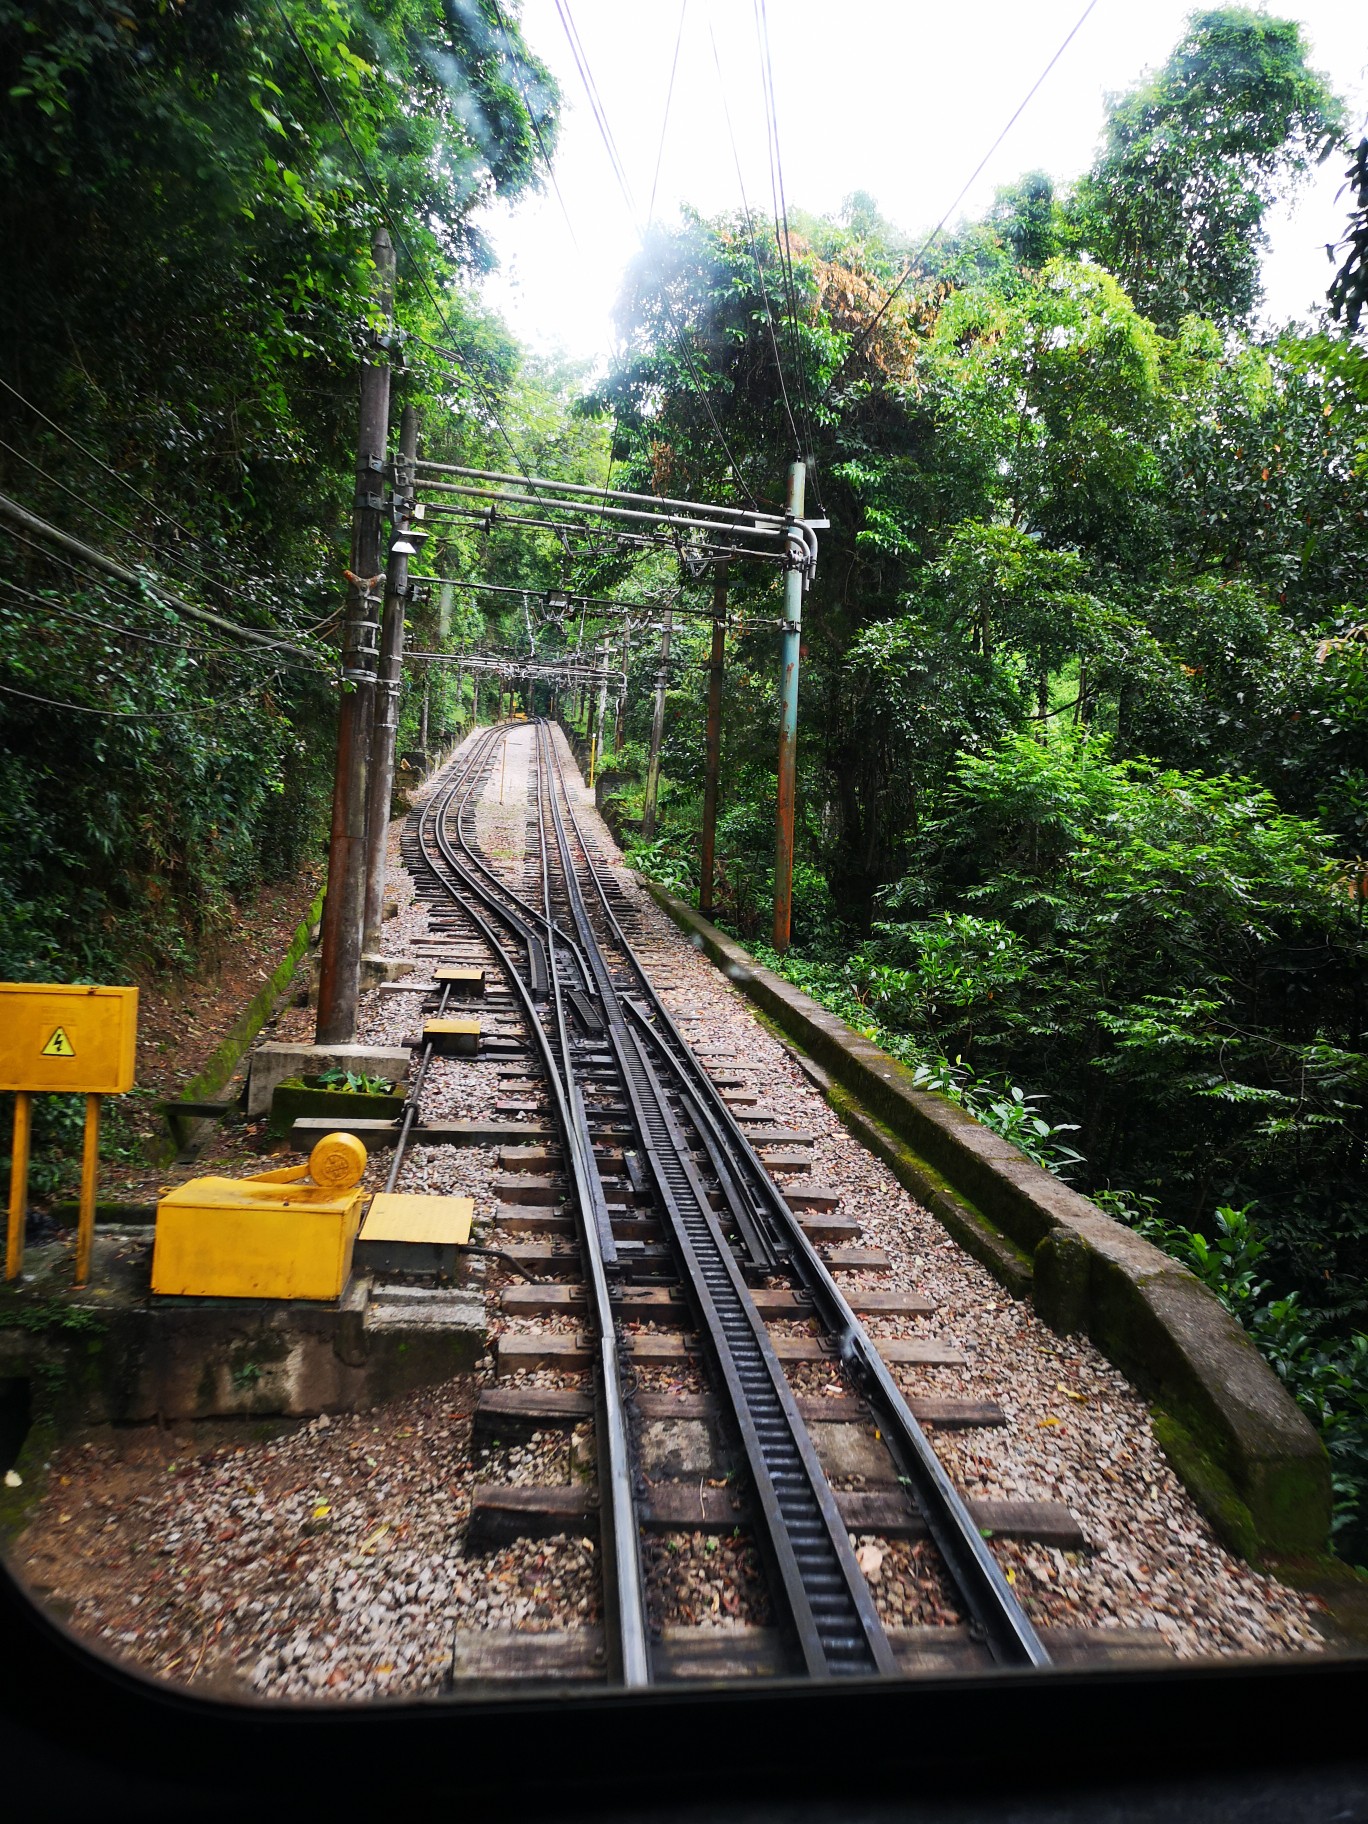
[0,984,137,1093]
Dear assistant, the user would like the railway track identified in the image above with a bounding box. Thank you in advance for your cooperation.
[390,718,1048,1684]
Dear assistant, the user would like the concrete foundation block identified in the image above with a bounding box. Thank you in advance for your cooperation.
[247,1041,413,1118]
[360,953,415,988]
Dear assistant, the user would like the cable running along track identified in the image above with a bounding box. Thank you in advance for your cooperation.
[398,721,1048,1682]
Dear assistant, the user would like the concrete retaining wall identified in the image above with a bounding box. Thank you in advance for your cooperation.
[641,880,1331,1565]
[160,882,327,1152]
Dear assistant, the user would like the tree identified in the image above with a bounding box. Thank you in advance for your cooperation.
[1074,8,1344,333]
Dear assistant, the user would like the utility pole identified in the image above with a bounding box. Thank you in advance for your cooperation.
[317,226,394,1045]
[592,636,609,784]
[772,460,805,953]
[362,402,418,953]
[615,614,631,753]
[699,563,728,917]
[641,606,673,840]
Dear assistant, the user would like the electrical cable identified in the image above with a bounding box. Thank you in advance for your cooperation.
[648,0,688,226]
[0,435,283,625]
[0,376,300,618]
[273,1,538,489]
[754,0,824,509]
[0,527,329,680]
[489,0,581,255]
[554,0,764,511]
[0,681,252,721]
[0,491,331,666]
[821,0,1102,400]
[708,20,801,454]
[0,573,223,654]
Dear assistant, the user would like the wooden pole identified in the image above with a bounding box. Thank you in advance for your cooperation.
[700,564,728,916]
[316,226,394,1044]
[5,1091,31,1282]
[74,1095,100,1289]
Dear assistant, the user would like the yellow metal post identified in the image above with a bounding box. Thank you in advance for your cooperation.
[75,1094,100,1288]
[6,1090,31,1282]
[589,733,598,789]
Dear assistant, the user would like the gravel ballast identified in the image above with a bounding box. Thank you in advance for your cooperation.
[6,723,1329,1699]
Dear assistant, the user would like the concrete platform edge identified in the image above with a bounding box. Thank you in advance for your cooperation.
[639,877,1331,1564]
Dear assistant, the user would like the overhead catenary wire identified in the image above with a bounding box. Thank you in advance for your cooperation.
[554,0,765,511]
[754,0,824,509]
[708,19,801,455]
[822,0,1103,399]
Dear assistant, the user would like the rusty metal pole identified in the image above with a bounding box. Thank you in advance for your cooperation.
[614,613,632,752]
[772,461,806,953]
[362,403,418,952]
[593,636,609,774]
[641,605,673,840]
[699,565,728,916]
[317,228,394,1044]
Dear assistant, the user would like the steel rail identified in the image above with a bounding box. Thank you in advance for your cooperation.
[534,721,896,1678]
[408,726,651,1686]
[540,724,1051,1671]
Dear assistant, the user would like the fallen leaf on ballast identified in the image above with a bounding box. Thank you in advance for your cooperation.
[856,1544,883,1578]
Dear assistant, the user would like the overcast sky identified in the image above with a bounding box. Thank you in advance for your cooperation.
[478,0,1368,369]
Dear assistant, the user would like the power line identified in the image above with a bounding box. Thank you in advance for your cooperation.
[0,376,295,618]
[648,0,688,225]
[0,681,242,722]
[273,0,537,488]
[489,0,581,255]
[822,0,1102,399]
[554,0,764,510]
[0,574,224,654]
[0,433,269,621]
[708,19,801,453]
[0,492,330,666]
[754,0,823,508]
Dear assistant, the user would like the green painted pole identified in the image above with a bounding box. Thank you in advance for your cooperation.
[772,460,805,953]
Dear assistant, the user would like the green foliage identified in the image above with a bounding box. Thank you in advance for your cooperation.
[1072,8,1345,331]
[1104,1193,1368,1563]
[311,1068,394,1094]
[0,0,557,981]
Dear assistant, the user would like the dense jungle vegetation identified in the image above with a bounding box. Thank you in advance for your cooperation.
[1,4,1366,1558]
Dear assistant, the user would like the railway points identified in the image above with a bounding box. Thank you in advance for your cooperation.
[2,720,1330,1698]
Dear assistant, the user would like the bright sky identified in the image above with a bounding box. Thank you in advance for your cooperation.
[479,0,1368,369]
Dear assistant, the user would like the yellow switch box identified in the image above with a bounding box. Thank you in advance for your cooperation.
[361,1193,475,1246]
[424,1016,480,1056]
[152,1175,364,1301]
[0,983,138,1094]
[434,966,485,998]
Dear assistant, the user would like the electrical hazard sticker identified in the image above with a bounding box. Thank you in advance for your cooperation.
[40,1027,76,1058]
